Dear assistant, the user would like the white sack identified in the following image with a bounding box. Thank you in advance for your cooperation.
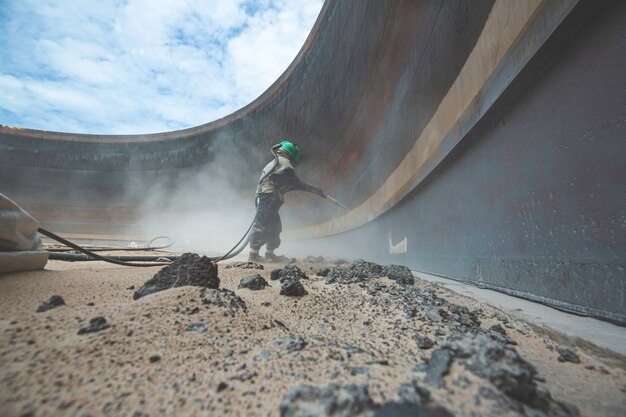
[0,193,49,273]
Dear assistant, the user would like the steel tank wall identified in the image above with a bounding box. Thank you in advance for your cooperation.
[295,0,626,323]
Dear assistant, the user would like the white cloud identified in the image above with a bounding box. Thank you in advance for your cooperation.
[0,0,323,134]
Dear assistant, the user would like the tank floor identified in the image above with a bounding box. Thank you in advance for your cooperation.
[0,257,624,417]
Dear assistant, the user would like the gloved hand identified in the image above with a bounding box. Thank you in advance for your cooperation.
[311,186,326,198]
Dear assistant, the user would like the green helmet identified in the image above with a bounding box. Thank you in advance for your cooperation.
[279,140,302,162]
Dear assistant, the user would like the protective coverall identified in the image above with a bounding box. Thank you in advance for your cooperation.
[249,154,324,257]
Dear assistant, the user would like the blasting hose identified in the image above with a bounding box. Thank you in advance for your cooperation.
[39,217,255,267]
[39,228,174,267]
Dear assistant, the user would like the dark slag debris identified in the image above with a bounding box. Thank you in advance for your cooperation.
[271,264,309,281]
[226,261,264,270]
[557,347,581,364]
[77,316,110,335]
[374,402,455,417]
[424,349,452,388]
[417,335,435,350]
[199,288,248,313]
[272,334,308,353]
[350,259,386,279]
[186,322,208,334]
[443,334,580,416]
[280,277,307,296]
[36,295,65,313]
[133,253,219,300]
[316,267,330,277]
[279,384,378,417]
[280,382,454,417]
[323,259,415,286]
[313,256,577,416]
[238,274,269,290]
[275,256,580,417]
[271,265,308,296]
[384,264,415,285]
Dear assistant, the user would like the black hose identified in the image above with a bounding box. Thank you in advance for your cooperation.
[45,236,173,252]
[39,227,172,267]
[211,222,253,262]
[48,253,179,262]
[40,217,255,266]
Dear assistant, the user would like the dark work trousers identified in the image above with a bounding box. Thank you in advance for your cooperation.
[250,192,283,251]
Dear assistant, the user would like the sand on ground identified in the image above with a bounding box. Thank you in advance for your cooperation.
[1,255,625,417]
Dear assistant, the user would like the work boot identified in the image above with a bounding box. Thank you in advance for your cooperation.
[265,252,290,263]
[248,252,264,263]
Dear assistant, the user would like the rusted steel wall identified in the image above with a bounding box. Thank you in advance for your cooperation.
[292,0,625,324]
[0,0,624,322]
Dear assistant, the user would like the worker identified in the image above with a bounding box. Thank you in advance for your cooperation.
[249,141,326,262]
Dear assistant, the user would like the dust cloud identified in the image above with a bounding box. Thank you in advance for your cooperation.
[125,141,263,255]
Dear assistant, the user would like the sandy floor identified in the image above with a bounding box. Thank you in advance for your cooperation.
[0,256,625,417]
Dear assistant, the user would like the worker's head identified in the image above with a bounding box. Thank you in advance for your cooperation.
[276,140,302,164]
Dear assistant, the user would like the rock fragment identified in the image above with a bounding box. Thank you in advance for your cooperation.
[424,349,452,388]
[443,334,580,416]
[316,268,331,277]
[557,347,580,364]
[489,323,506,334]
[325,267,351,284]
[230,370,258,382]
[226,261,264,270]
[383,265,415,285]
[443,334,537,401]
[273,334,308,353]
[279,383,378,417]
[36,295,65,313]
[324,260,417,286]
[271,265,308,296]
[280,381,454,417]
[349,259,385,279]
[417,335,434,350]
[373,402,454,417]
[238,274,269,290]
[271,264,309,281]
[77,316,110,335]
[280,277,307,296]
[199,288,247,313]
[396,380,431,405]
[133,253,218,300]
[350,367,369,376]
[186,322,208,334]
[424,308,443,323]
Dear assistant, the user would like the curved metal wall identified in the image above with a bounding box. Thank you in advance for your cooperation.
[0,0,497,233]
[0,0,624,323]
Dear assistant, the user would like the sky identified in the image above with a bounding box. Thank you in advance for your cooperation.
[0,0,324,134]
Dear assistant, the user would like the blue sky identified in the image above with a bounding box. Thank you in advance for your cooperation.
[0,0,323,134]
